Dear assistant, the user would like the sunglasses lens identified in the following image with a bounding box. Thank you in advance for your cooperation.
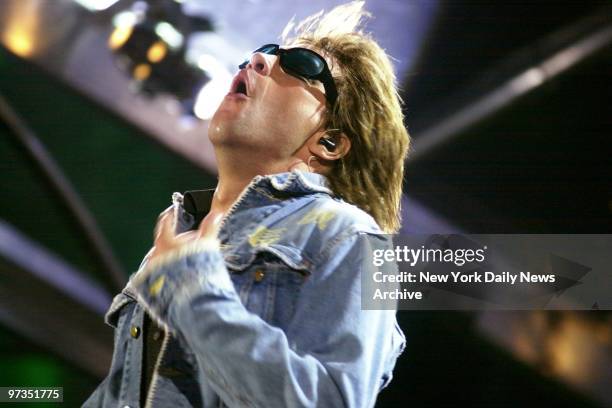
[237,45,335,105]
[256,44,278,55]
[239,44,278,69]
[282,49,324,77]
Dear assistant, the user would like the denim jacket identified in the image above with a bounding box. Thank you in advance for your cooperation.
[83,170,406,408]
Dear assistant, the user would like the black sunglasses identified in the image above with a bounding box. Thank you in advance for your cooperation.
[239,43,338,107]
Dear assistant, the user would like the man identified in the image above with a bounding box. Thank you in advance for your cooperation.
[84,1,409,407]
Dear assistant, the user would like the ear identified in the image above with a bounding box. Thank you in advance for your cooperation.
[309,132,351,162]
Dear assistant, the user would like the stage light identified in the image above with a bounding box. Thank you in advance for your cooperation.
[112,10,138,27]
[155,21,183,49]
[193,54,233,120]
[108,24,133,50]
[74,0,120,11]
[147,41,167,63]
[3,31,35,57]
[108,1,215,116]
[133,63,151,81]
[1,1,39,57]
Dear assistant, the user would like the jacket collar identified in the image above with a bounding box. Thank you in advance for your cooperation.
[224,170,333,220]
[179,170,333,223]
[213,170,332,257]
[255,170,333,196]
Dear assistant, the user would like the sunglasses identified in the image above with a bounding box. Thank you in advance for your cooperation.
[239,43,338,107]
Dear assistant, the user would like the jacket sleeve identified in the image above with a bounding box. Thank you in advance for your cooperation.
[129,232,405,408]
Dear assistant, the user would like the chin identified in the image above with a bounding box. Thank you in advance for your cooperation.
[208,123,251,149]
[208,111,239,142]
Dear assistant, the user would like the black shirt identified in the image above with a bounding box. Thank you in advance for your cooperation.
[140,312,165,406]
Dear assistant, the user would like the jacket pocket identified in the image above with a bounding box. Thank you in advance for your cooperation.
[228,249,309,329]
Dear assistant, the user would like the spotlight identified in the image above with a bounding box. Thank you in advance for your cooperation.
[74,0,121,11]
[108,1,215,115]
[193,54,232,120]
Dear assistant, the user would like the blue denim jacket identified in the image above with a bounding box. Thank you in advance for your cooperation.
[83,171,405,408]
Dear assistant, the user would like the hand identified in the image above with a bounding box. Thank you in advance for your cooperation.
[146,206,224,264]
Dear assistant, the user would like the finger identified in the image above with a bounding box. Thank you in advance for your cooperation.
[198,212,224,241]
[175,230,199,245]
[208,213,224,239]
[140,245,159,267]
[153,211,167,240]
[154,209,175,245]
[154,207,170,236]
[143,245,156,261]
[155,205,174,231]
[159,204,174,217]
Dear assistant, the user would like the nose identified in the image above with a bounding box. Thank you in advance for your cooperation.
[245,52,273,76]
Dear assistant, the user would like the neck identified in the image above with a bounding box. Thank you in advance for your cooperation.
[211,171,252,214]
[211,149,292,214]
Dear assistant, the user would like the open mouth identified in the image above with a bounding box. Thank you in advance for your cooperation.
[230,74,249,97]
[235,80,247,95]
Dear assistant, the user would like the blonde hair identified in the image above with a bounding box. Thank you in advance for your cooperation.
[282,1,410,233]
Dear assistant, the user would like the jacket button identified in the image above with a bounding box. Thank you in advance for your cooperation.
[130,325,140,339]
[254,269,265,282]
